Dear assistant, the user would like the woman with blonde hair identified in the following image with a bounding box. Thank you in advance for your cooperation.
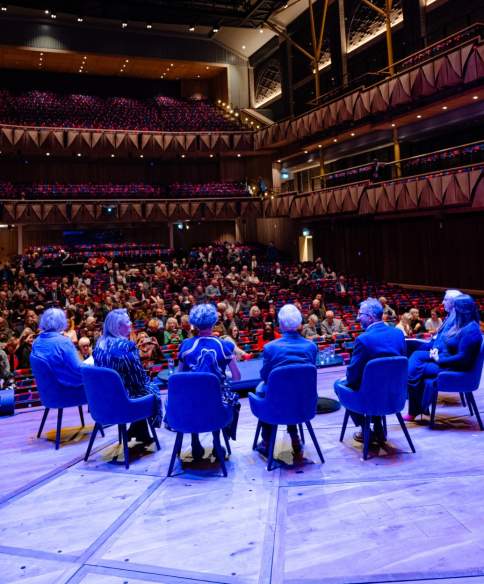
[396,313,412,337]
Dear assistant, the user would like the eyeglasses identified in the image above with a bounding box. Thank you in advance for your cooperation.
[358,312,371,317]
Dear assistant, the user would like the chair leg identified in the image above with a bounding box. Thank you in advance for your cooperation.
[120,424,130,469]
[267,425,278,471]
[78,406,85,427]
[430,393,438,428]
[55,408,64,450]
[212,430,228,477]
[362,416,371,460]
[222,428,232,455]
[37,407,50,438]
[396,412,416,453]
[84,422,99,461]
[147,418,161,451]
[465,392,475,416]
[99,425,105,438]
[305,420,325,464]
[298,423,305,444]
[382,416,387,439]
[339,409,350,442]
[168,432,183,477]
[460,392,467,407]
[467,393,484,431]
[118,425,122,444]
[252,420,262,450]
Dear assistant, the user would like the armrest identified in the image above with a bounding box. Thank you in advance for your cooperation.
[437,370,475,392]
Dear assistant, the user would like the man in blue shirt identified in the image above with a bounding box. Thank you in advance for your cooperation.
[255,304,317,457]
[335,298,406,443]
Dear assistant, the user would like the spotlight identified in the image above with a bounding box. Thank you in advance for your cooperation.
[416,114,422,119]
[302,228,311,237]
[177,223,183,230]
[473,95,478,100]
[76,153,82,157]
[209,154,214,158]
[189,25,195,32]
[1,5,7,11]
[442,106,448,110]
[44,9,49,14]
[181,154,186,158]
[333,138,338,142]
[110,154,115,158]
[242,45,246,50]
[139,154,144,158]
[146,22,152,29]
[46,152,50,156]
[350,132,355,136]
[237,153,241,158]
[121,21,127,28]
[50,12,56,18]
[304,150,308,154]
[259,26,264,33]
[212,27,219,33]
[318,144,322,148]
[77,16,83,22]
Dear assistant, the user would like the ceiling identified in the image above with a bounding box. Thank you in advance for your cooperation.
[0,46,226,80]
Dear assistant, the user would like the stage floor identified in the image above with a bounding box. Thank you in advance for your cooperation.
[1,365,484,584]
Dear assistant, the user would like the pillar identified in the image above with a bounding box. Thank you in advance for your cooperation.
[328,0,348,88]
[402,0,426,55]
[17,224,23,255]
[168,222,174,249]
[279,38,294,118]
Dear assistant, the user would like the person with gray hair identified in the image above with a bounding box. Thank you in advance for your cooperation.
[255,304,318,458]
[31,307,83,389]
[93,308,162,445]
[334,298,406,444]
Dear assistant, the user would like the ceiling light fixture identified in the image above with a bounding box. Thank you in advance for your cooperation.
[242,45,246,50]
[333,138,338,142]
[181,154,186,158]
[50,12,56,19]
[77,16,83,22]
[391,123,396,127]
[304,150,308,154]
[139,154,144,158]
[473,95,478,100]
[237,153,241,158]
[442,105,448,110]
[111,154,115,158]
[189,25,195,32]
[1,5,7,11]
[146,23,152,29]
[44,9,49,14]
[212,27,219,33]
[122,21,127,28]
[350,132,355,136]
[417,114,422,118]
[46,152,50,156]
[209,154,214,158]
[76,153,82,157]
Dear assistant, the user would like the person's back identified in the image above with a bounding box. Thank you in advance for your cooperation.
[346,316,406,390]
[260,332,317,382]
[178,335,234,383]
[438,320,482,371]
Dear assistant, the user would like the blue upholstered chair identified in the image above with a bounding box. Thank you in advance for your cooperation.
[30,354,88,450]
[165,372,233,477]
[249,364,324,471]
[81,366,160,469]
[428,339,484,430]
[334,356,415,460]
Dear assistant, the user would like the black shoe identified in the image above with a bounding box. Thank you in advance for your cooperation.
[211,446,227,460]
[255,441,269,457]
[353,430,380,445]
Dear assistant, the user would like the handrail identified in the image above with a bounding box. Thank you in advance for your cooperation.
[0,196,257,203]
[0,123,253,135]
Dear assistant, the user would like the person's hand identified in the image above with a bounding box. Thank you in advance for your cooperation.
[430,348,439,361]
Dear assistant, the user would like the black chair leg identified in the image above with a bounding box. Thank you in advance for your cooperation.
[252,420,262,450]
[78,406,85,427]
[120,424,130,469]
[305,420,325,464]
[340,409,350,442]
[298,423,305,444]
[430,393,438,428]
[147,418,161,451]
[396,412,416,452]
[382,416,387,439]
[212,430,228,477]
[55,408,64,450]
[118,425,122,444]
[267,425,278,471]
[99,425,105,438]
[362,416,371,460]
[37,407,50,438]
[168,432,183,477]
[465,392,475,416]
[84,422,99,461]
[460,392,467,407]
[467,393,484,431]
[222,429,232,455]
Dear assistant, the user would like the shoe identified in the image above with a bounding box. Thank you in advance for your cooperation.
[255,441,269,457]
[402,414,416,422]
[353,430,379,445]
[211,446,227,460]
[290,435,303,456]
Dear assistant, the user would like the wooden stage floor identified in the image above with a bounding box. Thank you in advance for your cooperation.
[1,365,484,584]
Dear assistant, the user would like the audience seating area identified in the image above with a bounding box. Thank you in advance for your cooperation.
[0,90,242,131]
[0,181,249,200]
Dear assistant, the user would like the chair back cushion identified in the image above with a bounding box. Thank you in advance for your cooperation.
[262,364,318,425]
[166,372,232,433]
[466,339,484,390]
[358,356,408,415]
[30,354,86,409]
[81,366,131,425]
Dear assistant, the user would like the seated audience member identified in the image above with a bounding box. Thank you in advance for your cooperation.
[310,298,326,320]
[335,298,406,443]
[137,332,162,368]
[425,309,443,334]
[409,308,424,334]
[302,314,320,339]
[177,303,241,460]
[222,324,249,361]
[31,308,83,389]
[78,336,93,362]
[396,313,412,337]
[16,327,35,369]
[205,279,221,300]
[65,317,78,345]
[0,345,12,384]
[379,297,397,322]
[406,295,482,419]
[146,318,164,345]
[163,317,183,345]
[335,275,348,301]
[180,314,192,339]
[247,305,264,331]
[320,311,345,339]
[255,304,318,458]
[93,309,162,445]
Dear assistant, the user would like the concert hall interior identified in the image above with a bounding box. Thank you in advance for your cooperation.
[0,1,484,583]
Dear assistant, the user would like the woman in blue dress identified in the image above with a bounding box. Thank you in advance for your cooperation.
[93,308,162,445]
[177,303,241,460]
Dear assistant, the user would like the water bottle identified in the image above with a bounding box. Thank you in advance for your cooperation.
[168,357,175,375]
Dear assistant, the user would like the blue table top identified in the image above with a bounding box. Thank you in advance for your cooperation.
[157,355,344,390]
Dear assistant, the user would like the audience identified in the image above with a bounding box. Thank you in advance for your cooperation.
[425,309,443,334]
[320,310,345,340]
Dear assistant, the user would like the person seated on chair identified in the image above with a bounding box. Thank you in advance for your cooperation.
[177,303,241,461]
[255,303,317,458]
[320,310,345,340]
[337,298,406,444]
[93,308,162,446]
[406,295,482,420]
[31,308,83,390]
